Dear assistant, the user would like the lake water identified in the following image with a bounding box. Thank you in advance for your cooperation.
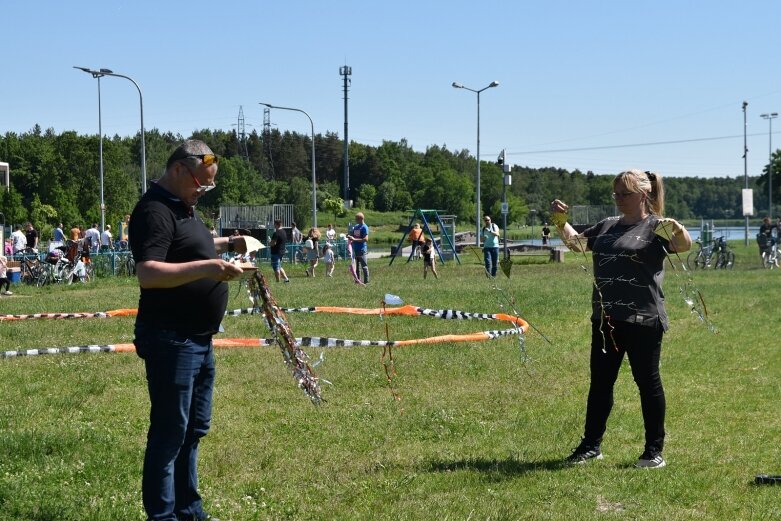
[525,226,761,246]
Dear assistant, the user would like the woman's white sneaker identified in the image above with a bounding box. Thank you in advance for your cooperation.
[635,451,666,468]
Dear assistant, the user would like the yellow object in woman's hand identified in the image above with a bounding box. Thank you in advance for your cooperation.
[654,218,683,239]
[550,212,568,229]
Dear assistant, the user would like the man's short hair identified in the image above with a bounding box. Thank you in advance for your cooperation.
[355,212,364,219]
[274,219,282,226]
[166,140,214,170]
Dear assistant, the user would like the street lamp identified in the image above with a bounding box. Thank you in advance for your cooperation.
[74,66,147,196]
[497,149,511,259]
[760,112,778,219]
[452,80,499,246]
[743,101,749,246]
[260,103,317,228]
[74,66,111,232]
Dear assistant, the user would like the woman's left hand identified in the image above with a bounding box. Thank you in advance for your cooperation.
[654,218,684,239]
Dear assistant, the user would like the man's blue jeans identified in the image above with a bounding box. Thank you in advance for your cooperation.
[134,325,215,521]
[483,247,499,277]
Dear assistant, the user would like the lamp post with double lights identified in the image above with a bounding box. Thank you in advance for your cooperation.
[75,66,147,196]
[760,112,778,219]
[260,103,317,228]
[452,80,499,246]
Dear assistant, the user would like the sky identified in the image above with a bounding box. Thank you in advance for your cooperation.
[3,0,781,179]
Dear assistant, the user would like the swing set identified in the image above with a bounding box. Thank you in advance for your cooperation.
[389,209,461,265]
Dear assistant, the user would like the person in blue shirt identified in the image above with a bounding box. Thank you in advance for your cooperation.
[348,212,369,284]
[481,215,500,277]
[53,223,65,243]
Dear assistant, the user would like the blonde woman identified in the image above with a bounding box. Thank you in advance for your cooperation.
[552,169,691,469]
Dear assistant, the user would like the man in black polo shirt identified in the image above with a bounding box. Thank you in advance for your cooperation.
[130,139,246,521]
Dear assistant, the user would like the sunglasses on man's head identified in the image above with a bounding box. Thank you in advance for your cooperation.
[186,154,219,166]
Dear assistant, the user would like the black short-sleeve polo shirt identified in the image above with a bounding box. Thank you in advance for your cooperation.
[129,183,228,336]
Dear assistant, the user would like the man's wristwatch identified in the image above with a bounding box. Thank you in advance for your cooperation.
[228,237,235,253]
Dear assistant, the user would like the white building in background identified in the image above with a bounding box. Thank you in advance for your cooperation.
[0,162,8,192]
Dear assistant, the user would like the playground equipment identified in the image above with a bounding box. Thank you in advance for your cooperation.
[389,209,460,265]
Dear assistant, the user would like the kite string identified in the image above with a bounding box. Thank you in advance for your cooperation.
[655,222,717,334]
[379,301,402,403]
[464,246,535,365]
[554,219,617,353]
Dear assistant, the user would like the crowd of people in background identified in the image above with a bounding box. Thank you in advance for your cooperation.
[6,220,130,258]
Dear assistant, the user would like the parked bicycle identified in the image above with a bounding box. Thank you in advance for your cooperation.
[36,247,77,286]
[18,248,43,285]
[686,236,734,270]
[114,251,136,277]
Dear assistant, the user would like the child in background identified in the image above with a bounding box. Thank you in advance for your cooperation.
[322,243,335,277]
[422,238,438,279]
[0,254,12,295]
[303,238,319,277]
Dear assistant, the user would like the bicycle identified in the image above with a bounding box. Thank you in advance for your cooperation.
[686,239,713,270]
[35,248,79,286]
[114,251,136,277]
[758,234,779,269]
[711,236,735,269]
[686,236,734,270]
[18,248,43,285]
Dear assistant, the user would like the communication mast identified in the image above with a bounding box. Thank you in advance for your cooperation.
[340,64,352,205]
[233,106,250,161]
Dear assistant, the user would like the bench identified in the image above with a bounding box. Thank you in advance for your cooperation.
[510,249,563,263]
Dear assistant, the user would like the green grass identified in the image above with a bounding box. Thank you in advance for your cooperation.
[1,241,780,520]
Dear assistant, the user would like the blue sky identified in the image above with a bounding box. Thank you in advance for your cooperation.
[3,0,780,178]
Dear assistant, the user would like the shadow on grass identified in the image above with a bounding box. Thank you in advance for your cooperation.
[421,456,567,477]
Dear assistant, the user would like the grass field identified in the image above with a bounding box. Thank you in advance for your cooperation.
[1,241,779,520]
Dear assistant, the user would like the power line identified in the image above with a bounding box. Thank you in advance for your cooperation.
[507,131,773,156]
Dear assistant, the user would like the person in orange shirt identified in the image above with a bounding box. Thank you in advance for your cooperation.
[408,223,424,259]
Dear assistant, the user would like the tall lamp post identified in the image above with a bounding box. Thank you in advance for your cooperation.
[452,80,499,246]
[497,149,511,259]
[743,101,749,246]
[760,112,778,219]
[75,66,147,196]
[74,67,111,232]
[260,103,317,228]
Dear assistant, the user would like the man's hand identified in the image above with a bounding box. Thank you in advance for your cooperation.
[210,259,245,282]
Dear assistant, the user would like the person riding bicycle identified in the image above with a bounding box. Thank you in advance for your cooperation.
[758,216,775,259]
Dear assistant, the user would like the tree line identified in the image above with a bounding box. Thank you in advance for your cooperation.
[1,125,778,237]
